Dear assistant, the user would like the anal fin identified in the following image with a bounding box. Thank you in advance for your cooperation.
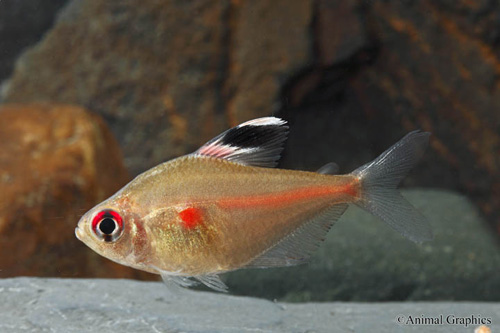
[195,274,228,293]
[245,203,348,268]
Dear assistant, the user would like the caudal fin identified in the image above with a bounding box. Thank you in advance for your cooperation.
[352,131,433,243]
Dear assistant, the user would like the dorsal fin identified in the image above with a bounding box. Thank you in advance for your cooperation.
[194,117,288,168]
[317,162,340,175]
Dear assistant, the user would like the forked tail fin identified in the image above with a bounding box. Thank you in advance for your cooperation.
[352,131,433,243]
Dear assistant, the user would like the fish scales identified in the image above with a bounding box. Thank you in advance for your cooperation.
[119,156,359,275]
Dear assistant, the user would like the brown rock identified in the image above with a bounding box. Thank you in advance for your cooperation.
[2,0,314,175]
[0,0,69,82]
[223,0,313,125]
[0,103,152,280]
[315,0,366,67]
[280,1,500,236]
[350,1,500,234]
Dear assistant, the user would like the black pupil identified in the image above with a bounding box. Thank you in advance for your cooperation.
[99,218,116,235]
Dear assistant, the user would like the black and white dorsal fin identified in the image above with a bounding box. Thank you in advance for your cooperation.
[194,117,288,168]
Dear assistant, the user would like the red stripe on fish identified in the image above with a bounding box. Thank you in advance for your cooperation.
[179,207,203,229]
[218,182,359,209]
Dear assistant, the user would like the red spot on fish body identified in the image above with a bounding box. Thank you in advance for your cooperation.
[179,207,203,229]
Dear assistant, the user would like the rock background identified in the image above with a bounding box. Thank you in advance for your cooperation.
[0,0,68,82]
[1,0,498,235]
[0,0,499,301]
[0,104,152,280]
[2,0,313,175]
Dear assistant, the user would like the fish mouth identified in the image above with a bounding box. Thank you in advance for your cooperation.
[75,226,83,240]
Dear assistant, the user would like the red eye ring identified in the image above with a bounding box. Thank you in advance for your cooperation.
[91,209,124,242]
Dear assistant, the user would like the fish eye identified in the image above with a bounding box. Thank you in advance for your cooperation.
[99,218,116,235]
[91,210,124,242]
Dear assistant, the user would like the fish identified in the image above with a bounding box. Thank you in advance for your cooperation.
[75,117,432,292]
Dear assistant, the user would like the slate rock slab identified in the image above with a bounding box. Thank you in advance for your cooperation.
[225,190,500,302]
[0,277,497,333]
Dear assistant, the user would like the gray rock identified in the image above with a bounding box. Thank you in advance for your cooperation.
[225,190,500,302]
[0,277,497,333]
[0,0,69,82]
[2,0,314,175]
